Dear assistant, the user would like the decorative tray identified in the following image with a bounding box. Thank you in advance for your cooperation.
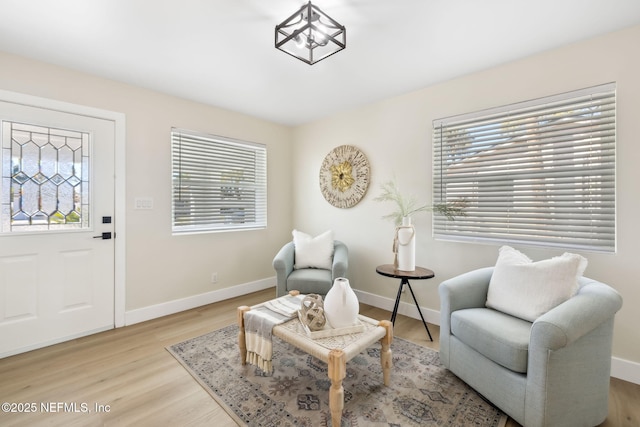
[297,310,365,339]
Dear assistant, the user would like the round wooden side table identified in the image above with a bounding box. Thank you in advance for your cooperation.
[375,264,435,341]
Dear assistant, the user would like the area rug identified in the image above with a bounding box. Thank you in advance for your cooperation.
[167,324,507,427]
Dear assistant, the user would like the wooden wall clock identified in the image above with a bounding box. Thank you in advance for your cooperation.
[319,145,370,208]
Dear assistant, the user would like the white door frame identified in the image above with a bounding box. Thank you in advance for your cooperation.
[0,89,126,327]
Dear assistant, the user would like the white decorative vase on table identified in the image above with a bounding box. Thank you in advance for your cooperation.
[394,216,416,271]
[323,277,359,328]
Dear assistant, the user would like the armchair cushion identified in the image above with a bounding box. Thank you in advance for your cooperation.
[292,229,334,270]
[451,307,531,373]
[287,269,333,295]
[486,246,587,322]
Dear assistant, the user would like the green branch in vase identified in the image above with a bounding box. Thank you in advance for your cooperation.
[374,180,467,225]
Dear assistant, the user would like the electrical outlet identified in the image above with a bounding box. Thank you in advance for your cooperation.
[211,272,218,284]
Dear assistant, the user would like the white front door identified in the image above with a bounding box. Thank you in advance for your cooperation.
[0,100,116,357]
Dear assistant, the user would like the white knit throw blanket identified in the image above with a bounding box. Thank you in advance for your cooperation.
[244,294,305,373]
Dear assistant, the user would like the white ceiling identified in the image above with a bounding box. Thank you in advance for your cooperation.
[1,0,639,126]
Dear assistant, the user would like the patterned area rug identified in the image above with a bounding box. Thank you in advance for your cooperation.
[167,324,506,427]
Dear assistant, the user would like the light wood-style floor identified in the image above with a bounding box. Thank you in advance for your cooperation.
[1,288,638,426]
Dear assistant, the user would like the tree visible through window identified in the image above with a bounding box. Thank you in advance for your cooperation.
[433,83,616,253]
[171,128,267,233]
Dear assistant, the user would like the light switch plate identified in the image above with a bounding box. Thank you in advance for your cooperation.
[134,197,154,210]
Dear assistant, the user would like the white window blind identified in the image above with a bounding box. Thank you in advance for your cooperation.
[433,83,616,253]
[171,128,267,233]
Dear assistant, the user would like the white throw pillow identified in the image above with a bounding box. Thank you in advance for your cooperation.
[292,230,334,270]
[486,246,588,322]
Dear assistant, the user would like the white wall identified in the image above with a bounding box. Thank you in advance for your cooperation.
[292,25,640,368]
[0,50,294,313]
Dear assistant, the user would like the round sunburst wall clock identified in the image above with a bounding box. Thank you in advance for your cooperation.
[319,145,370,208]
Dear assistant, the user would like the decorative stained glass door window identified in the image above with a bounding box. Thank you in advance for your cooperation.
[1,121,90,233]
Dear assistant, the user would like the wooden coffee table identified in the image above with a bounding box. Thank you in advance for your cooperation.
[237,298,393,426]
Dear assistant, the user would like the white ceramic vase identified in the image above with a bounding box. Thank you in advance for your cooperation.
[323,277,359,328]
[396,216,416,271]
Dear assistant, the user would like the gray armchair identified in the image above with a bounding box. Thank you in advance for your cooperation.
[273,240,348,297]
[439,267,622,427]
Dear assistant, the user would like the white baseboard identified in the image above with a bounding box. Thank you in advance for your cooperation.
[354,288,640,385]
[354,288,440,326]
[611,356,640,385]
[124,277,275,326]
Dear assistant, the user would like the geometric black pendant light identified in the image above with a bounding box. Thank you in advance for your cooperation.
[275,1,346,65]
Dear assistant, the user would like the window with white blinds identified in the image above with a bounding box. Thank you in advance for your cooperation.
[433,83,616,253]
[171,128,267,234]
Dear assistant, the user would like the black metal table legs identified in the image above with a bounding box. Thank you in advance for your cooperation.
[390,278,433,341]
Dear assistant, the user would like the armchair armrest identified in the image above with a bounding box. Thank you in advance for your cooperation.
[530,279,622,350]
[273,242,295,296]
[525,278,622,426]
[438,267,494,314]
[331,240,348,280]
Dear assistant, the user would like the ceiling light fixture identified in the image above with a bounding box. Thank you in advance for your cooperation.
[275,2,346,65]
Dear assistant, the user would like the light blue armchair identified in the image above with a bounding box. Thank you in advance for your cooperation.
[439,267,623,427]
[273,240,348,297]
